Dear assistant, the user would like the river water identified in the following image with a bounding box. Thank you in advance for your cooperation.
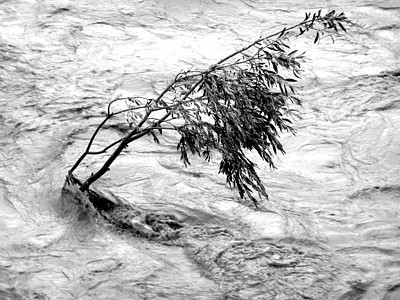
[1,0,400,299]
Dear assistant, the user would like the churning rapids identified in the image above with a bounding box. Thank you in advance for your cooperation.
[1,0,400,299]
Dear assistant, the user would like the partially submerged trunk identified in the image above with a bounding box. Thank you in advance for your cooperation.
[61,11,353,240]
[61,174,184,241]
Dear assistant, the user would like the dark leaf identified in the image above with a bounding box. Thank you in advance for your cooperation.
[272,62,278,73]
[338,22,347,32]
[314,31,319,44]
[278,27,286,38]
[150,131,160,144]
[311,13,316,26]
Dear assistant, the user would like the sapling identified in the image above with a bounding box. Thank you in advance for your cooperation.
[68,10,352,207]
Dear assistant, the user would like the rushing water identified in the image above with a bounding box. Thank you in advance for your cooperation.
[1,0,400,299]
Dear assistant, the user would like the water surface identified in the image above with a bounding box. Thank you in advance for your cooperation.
[1,0,400,299]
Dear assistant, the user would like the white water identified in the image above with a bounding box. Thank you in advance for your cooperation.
[1,0,400,299]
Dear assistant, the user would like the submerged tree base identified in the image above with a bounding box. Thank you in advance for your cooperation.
[61,177,367,299]
[61,175,184,241]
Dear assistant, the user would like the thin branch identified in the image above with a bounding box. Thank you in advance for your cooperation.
[144,126,178,131]
[110,104,168,117]
[68,114,113,174]
[214,13,347,67]
[107,98,124,116]
[87,137,124,155]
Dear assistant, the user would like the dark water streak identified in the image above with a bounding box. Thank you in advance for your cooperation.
[0,0,400,299]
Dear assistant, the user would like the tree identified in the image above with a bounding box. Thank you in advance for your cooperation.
[68,10,352,207]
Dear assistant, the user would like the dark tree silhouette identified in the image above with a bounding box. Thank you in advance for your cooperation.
[68,10,352,207]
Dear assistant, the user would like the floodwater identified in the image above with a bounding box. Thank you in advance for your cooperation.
[1,0,400,299]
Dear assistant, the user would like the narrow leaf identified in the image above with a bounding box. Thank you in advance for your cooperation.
[278,27,286,38]
[338,22,347,32]
[314,31,319,44]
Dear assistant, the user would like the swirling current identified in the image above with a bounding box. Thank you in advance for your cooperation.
[0,0,400,299]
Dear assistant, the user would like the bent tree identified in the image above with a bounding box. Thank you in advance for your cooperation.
[68,10,352,207]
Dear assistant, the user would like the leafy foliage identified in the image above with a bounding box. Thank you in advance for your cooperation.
[69,10,352,207]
